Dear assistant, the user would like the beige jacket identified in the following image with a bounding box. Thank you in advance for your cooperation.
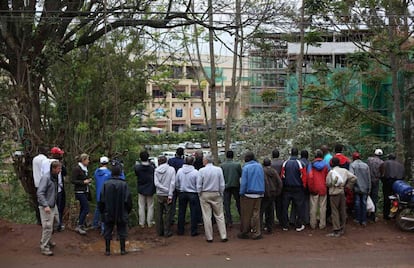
[326,167,357,195]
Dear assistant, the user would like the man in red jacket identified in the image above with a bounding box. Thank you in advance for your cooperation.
[308,149,329,229]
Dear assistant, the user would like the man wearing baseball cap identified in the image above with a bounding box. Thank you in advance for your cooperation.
[93,156,112,233]
[367,149,384,222]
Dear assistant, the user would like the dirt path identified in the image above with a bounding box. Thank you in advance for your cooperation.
[1,218,413,267]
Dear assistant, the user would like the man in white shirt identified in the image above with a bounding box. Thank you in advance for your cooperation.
[32,146,48,224]
[197,155,227,243]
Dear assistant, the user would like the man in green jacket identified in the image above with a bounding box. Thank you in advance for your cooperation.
[220,150,242,228]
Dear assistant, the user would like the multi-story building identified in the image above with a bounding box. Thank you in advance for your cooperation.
[144,54,249,132]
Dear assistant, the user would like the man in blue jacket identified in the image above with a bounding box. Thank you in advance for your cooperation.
[238,151,265,240]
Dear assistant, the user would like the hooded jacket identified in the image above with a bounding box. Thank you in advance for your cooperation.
[135,162,155,195]
[281,157,307,188]
[94,166,112,201]
[176,164,199,193]
[307,158,329,195]
[154,163,176,198]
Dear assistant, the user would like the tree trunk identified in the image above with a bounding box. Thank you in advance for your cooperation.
[296,0,305,118]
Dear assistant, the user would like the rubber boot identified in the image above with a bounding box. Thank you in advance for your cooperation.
[120,239,127,255]
[105,239,110,256]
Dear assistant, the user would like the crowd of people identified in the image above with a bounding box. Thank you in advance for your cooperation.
[33,143,406,256]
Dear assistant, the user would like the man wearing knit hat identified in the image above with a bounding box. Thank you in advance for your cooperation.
[367,149,384,222]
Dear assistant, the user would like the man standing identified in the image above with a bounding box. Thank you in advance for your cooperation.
[220,150,242,228]
[326,157,356,237]
[280,148,307,232]
[154,156,176,237]
[238,151,265,240]
[99,164,132,256]
[50,147,66,232]
[330,144,350,170]
[168,147,184,225]
[350,152,371,226]
[176,156,201,236]
[93,156,111,233]
[37,160,61,256]
[271,149,284,225]
[321,145,333,167]
[134,151,156,228]
[308,149,329,230]
[32,146,48,225]
[198,155,227,243]
[367,149,384,221]
[381,153,405,220]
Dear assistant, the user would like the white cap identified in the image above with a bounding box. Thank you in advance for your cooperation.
[100,156,109,164]
[374,149,383,156]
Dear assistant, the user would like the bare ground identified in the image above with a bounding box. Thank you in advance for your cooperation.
[1,218,413,268]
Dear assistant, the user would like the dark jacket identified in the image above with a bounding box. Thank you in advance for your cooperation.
[271,159,284,175]
[99,177,132,224]
[381,159,404,181]
[135,162,155,195]
[71,165,88,193]
[281,157,307,188]
[168,156,184,172]
[263,166,283,198]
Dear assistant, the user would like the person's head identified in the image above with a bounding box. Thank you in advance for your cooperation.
[39,146,49,155]
[194,150,203,159]
[185,156,194,165]
[79,153,90,166]
[374,149,383,157]
[315,149,323,159]
[176,147,184,157]
[272,149,280,159]
[158,155,167,165]
[140,151,149,162]
[291,147,299,156]
[111,164,122,177]
[388,153,396,160]
[321,145,329,154]
[50,160,62,175]
[100,156,109,166]
[334,144,344,154]
[352,152,361,160]
[263,158,271,167]
[331,157,340,167]
[50,146,64,160]
[226,150,234,159]
[244,151,255,162]
[300,150,309,159]
[204,155,214,165]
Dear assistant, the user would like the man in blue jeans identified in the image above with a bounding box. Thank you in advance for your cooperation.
[350,152,371,226]
[176,156,201,236]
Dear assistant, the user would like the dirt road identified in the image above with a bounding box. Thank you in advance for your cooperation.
[1,218,413,268]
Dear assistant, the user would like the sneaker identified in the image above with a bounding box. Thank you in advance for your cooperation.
[282,227,289,231]
[75,226,87,235]
[295,225,305,232]
[41,248,53,256]
[326,232,340,237]
[48,241,56,248]
[221,238,228,243]
[57,225,65,232]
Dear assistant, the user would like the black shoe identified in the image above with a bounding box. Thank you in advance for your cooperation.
[191,232,199,237]
[221,238,228,242]
[237,233,249,239]
[206,240,213,243]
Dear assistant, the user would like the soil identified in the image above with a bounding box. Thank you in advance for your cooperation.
[1,218,413,268]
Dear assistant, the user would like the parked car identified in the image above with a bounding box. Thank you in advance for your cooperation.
[201,141,210,148]
[185,142,195,149]
[193,142,202,149]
